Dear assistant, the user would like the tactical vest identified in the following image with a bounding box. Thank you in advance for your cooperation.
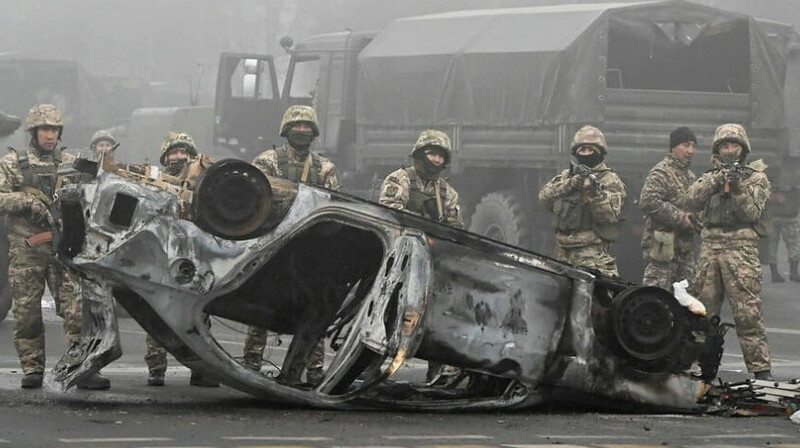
[703,170,769,236]
[15,147,63,204]
[275,146,323,186]
[551,171,620,241]
[404,167,445,222]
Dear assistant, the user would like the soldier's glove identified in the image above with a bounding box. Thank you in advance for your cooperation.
[568,174,583,191]
[28,198,54,228]
[712,170,727,190]
[680,213,702,232]
[679,213,693,230]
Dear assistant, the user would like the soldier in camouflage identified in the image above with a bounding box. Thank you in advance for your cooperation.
[251,105,339,190]
[379,129,463,384]
[539,125,627,277]
[245,105,337,385]
[0,104,109,389]
[765,168,800,282]
[686,123,773,380]
[145,131,219,388]
[89,130,118,159]
[639,127,700,291]
[379,129,463,228]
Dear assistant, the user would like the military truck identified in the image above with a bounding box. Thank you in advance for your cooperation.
[215,0,800,280]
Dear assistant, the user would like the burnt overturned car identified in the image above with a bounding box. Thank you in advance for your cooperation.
[51,159,725,410]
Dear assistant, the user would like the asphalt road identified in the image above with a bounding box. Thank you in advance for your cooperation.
[0,269,799,447]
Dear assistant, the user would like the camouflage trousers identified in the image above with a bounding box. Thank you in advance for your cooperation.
[693,241,771,372]
[144,333,168,372]
[559,242,619,277]
[767,216,800,264]
[144,314,212,372]
[641,250,696,292]
[8,235,82,374]
[243,326,324,371]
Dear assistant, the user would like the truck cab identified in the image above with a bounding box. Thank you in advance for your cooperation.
[213,32,374,165]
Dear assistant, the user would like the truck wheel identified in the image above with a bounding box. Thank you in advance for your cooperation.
[0,218,10,322]
[468,191,532,248]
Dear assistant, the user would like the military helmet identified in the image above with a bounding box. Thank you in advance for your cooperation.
[279,105,319,137]
[711,123,751,156]
[410,129,452,165]
[25,104,63,132]
[570,125,607,154]
[159,131,198,165]
[90,130,117,148]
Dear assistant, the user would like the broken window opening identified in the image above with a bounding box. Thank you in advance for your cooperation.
[108,192,138,227]
[206,221,383,383]
[607,18,751,93]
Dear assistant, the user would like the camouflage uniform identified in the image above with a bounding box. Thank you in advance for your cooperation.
[379,130,463,229]
[0,105,82,376]
[686,124,771,374]
[89,130,117,156]
[251,146,339,191]
[245,106,337,374]
[380,130,463,384]
[639,154,698,291]
[766,185,800,280]
[539,126,627,277]
[146,131,216,385]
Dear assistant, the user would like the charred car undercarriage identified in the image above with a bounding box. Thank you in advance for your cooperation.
[49,159,727,411]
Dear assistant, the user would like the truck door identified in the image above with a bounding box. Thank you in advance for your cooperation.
[282,52,348,158]
[214,53,283,160]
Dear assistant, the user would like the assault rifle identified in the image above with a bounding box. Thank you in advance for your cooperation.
[569,155,604,194]
[718,161,753,195]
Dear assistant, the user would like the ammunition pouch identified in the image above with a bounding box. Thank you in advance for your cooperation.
[422,198,441,222]
[552,193,592,233]
[704,191,769,236]
[703,193,735,227]
[650,230,675,262]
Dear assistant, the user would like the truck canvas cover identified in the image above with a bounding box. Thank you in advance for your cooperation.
[357,1,794,128]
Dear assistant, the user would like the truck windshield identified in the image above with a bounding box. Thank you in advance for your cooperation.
[288,57,321,101]
[229,58,275,99]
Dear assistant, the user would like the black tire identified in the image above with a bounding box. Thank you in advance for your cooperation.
[0,218,11,322]
[468,191,532,248]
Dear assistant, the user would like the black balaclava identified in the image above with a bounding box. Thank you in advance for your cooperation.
[287,129,314,156]
[575,146,604,168]
[164,146,190,176]
[166,159,187,176]
[414,147,446,180]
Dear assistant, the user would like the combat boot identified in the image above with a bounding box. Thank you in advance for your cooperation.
[753,370,774,381]
[189,370,220,387]
[306,367,324,387]
[790,260,800,282]
[21,372,43,389]
[770,263,785,283]
[76,372,111,390]
[242,353,262,372]
[147,369,165,386]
